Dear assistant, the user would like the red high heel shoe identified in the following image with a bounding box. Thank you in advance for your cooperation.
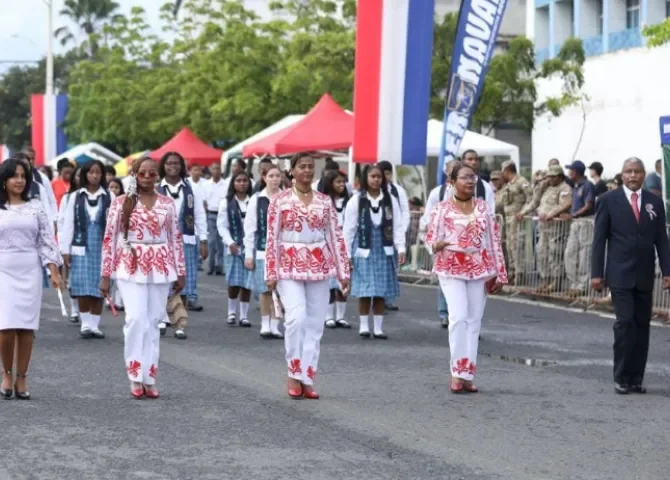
[302,385,320,400]
[450,379,464,394]
[144,386,160,399]
[130,385,144,399]
[462,382,479,393]
[287,379,303,399]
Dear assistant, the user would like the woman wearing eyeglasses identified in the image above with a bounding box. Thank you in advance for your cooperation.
[99,157,186,399]
[424,163,507,394]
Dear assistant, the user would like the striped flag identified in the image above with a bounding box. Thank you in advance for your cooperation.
[352,0,435,166]
[0,145,11,161]
[31,94,68,167]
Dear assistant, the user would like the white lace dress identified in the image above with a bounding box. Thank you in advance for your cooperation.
[0,201,62,330]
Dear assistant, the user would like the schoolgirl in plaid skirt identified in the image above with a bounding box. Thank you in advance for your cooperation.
[243,165,284,338]
[217,172,253,327]
[343,164,406,340]
[59,160,114,339]
[58,166,82,323]
[318,170,351,329]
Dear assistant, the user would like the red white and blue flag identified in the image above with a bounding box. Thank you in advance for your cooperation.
[0,145,11,161]
[31,94,68,167]
[352,0,435,166]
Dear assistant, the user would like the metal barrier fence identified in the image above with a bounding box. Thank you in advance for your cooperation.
[402,211,670,317]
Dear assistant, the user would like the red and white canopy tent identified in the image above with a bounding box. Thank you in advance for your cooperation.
[242,94,353,158]
[150,128,224,167]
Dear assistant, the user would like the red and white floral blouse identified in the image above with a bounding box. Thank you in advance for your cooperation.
[425,198,508,283]
[101,194,186,284]
[265,189,350,283]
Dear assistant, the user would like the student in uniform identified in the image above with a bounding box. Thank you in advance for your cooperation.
[376,161,409,312]
[60,160,114,339]
[244,164,284,338]
[217,171,254,327]
[158,152,208,323]
[58,166,82,323]
[343,164,406,339]
[318,170,351,329]
[107,178,125,312]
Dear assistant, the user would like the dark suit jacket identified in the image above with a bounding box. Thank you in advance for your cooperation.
[591,188,670,291]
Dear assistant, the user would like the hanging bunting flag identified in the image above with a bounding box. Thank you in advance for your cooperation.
[352,0,435,166]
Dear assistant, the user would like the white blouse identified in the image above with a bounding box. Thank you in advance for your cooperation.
[243,190,278,261]
[59,188,115,255]
[342,192,406,258]
[217,195,250,250]
[159,178,208,242]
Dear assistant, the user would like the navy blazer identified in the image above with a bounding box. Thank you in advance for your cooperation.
[591,188,670,291]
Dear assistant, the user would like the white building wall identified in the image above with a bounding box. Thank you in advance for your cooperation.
[608,0,627,31]
[647,0,666,24]
[555,2,574,44]
[581,0,601,36]
[532,44,670,178]
[535,8,550,47]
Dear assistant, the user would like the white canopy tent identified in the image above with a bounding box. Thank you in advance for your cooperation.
[426,119,520,167]
[222,114,304,163]
[51,142,123,169]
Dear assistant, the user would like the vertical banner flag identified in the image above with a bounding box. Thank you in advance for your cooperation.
[437,0,508,184]
[352,0,435,166]
[659,116,670,223]
[31,94,68,167]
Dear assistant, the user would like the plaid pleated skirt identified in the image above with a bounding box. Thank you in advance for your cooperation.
[183,242,199,298]
[247,258,269,294]
[351,226,400,300]
[225,251,251,288]
[70,223,103,298]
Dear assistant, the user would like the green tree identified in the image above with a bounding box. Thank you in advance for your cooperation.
[431,13,586,134]
[643,20,670,47]
[54,0,123,57]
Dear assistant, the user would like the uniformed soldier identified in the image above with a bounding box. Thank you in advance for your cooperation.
[518,165,572,292]
[501,160,533,283]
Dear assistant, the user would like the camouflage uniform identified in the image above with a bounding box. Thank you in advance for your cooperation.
[520,165,572,290]
[490,171,508,268]
[501,164,533,281]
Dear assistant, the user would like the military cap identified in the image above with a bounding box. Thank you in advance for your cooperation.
[547,165,563,176]
[501,160,515,171]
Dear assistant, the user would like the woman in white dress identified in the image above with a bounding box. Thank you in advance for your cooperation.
[0,158,64,400]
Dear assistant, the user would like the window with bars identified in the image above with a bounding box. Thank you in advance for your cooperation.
[626,0,640,28]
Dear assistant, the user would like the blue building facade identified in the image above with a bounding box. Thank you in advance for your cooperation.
[535,0,669,60]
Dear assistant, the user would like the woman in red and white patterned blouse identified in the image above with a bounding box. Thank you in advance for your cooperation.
[425,163,507,394]
[100,157,186,399]
[265,153,350,400]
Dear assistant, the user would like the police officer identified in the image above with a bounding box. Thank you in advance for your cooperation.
[518,164,572,292]
[501,160,532,283]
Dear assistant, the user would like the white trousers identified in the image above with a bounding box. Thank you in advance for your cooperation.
[117,280,170,386]
[439,277,487,381]
[276,279,329,386]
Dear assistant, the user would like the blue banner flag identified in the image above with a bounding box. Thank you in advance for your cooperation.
[437,0,509,184]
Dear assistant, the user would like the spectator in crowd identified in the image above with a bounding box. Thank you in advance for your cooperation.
[500,160,533,284]
[564,160,596,296]
[203,162,226,276]
[490,171,505,214]
[224,159,255,192]
[518,165,573,292]
[591,157,670,395]
[104,165,116,185]
[643,159,662,197]
[253,158,275,194]
[588,162,608,199]
[461,150,495,214]
[40,165,54,182]
[52,158,74,209]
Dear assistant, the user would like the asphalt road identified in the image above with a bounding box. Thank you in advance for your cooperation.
[4,275,670,480]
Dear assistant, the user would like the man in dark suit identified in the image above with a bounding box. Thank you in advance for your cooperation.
[591,157,670,394]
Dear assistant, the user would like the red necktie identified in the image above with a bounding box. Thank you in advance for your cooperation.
[631,192,640,222]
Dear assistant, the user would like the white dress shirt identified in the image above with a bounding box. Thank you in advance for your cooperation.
[203,177,228,213]
[343,192,406,258]
[243,190,269,260]
[217,195,250,249]
[479,177,496,216]
[159,178,208,241]
[623,185,642,211]
[59,187,115,255]
[388,182,410,233]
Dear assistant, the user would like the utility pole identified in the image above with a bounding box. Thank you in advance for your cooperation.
[44,0,55,165]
